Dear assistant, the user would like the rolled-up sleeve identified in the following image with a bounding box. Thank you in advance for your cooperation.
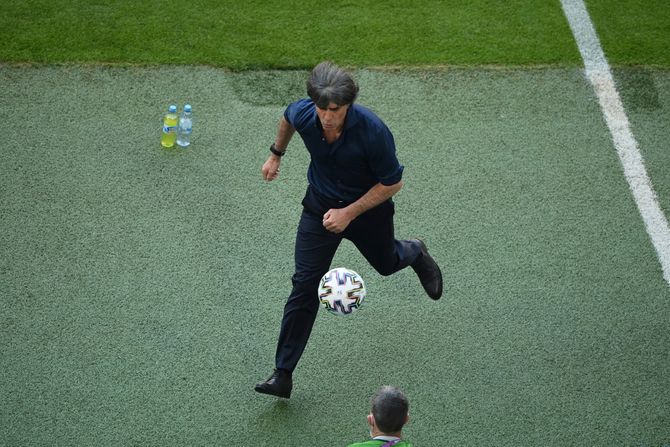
[284,99,313,132]
[370,125,404,186]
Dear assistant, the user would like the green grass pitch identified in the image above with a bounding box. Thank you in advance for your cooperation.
[1,1,669,446]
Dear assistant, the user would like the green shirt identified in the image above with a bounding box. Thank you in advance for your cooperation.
[347,441,412,447]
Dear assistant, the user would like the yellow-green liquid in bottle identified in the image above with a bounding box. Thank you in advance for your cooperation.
[161,106,178,148]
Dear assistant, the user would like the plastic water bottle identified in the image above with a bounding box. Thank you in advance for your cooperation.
[177,104,193,147]
[161,105,178,148]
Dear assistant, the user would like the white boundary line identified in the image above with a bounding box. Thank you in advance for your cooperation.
[560,0,670,286]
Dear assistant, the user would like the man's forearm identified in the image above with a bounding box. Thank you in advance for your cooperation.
[345,181,403,220]
[274,117,295,152]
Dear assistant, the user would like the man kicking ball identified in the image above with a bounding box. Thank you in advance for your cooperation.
[256,61,443,398]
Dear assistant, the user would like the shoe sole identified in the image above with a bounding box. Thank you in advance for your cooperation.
[254,385,291,399]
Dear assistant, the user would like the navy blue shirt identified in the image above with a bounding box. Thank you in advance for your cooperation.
[284,99,404,203]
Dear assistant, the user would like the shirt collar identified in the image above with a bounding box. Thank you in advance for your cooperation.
[344,103,360,129]
[372,435,401,442]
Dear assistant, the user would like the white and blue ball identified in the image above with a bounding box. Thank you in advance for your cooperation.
[318,267,366,316]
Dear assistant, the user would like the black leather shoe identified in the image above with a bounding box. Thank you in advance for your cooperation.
[410,239,443,300]
[254,369,292,398]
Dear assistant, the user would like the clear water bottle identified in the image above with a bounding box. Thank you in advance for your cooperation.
[161,105,178,148]
[177,104,193,147]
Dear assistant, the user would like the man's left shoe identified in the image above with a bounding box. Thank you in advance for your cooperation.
[410,239,443,300]
[254,369,292,398]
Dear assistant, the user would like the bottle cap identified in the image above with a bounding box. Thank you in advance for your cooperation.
[168,105,177,113]
[184,104,192,113]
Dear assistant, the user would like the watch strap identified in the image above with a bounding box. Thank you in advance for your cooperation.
[270,143,285,157]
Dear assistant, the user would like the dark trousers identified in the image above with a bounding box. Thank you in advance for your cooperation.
[274,187,422,372]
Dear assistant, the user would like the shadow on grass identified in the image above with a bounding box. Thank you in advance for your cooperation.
[254,399,316,443]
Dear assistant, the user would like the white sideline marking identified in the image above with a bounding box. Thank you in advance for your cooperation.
[560,0,670,286]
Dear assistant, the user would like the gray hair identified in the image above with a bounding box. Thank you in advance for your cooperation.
[372,386,409,434]
[306,61,359,108]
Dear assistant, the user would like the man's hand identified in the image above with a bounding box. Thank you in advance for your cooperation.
[323,208,354,233]
[261,155,281,181]
[322,181,403,233]
[263,117,295,182]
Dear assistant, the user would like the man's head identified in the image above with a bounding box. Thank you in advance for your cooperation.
[367,386,410,436]
[307,61,359,109]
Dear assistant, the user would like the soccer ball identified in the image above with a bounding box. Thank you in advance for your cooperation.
[318,267,366,316]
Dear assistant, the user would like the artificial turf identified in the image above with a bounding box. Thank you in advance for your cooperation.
[1,65,668,445]
[2,0,669,444]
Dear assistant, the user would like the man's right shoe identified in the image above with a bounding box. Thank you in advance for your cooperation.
[410,239,443,300]
[254,369,292,398]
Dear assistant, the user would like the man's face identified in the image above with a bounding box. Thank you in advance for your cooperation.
[315,102,349,131]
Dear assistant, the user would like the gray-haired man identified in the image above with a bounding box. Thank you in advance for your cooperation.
[348,386,412,447]
[255,62,443,398]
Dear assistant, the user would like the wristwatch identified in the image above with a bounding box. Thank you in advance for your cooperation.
[270,143,285,157]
